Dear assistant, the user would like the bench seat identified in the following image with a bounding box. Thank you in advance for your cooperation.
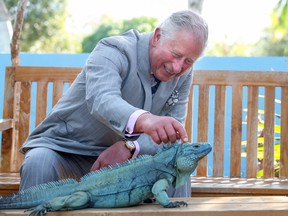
[1,196,288,216]
[0,173,20,195]
[191,177,288,196]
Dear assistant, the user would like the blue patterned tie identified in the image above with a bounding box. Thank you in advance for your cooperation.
[151,75,161,94]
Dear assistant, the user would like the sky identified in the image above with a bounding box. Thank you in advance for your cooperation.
[67,0,278,44]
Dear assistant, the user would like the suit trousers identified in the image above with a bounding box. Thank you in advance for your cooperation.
[20,147,191,197]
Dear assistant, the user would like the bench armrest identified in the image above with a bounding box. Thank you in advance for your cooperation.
[0,119,13,131]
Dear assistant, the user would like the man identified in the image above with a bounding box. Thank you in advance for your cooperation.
[19,10,208,197]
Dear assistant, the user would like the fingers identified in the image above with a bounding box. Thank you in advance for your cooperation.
[137,113,188,144]
[172,121,188,143]
[157,127,171,144]
[90,140,132,171]
[150,130,162,144]
[163,124,177,143]
[90,160,100,171]
[148,117,188,144]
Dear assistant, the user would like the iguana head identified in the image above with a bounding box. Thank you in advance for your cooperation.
[174,142,212,188]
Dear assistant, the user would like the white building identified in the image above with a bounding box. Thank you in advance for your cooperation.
[0,0,13,53]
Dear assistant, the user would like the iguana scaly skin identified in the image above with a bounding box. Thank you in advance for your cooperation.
[0,142,211,215]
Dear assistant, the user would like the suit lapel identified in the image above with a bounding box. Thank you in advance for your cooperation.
[136,32,153,111]
[151,78,179,114]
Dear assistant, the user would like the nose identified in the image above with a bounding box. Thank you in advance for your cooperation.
[172,59,184,74]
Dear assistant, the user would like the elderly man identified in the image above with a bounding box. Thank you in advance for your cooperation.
[19,10,208,197]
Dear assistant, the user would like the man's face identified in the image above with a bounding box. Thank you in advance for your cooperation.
[150,28,204,82]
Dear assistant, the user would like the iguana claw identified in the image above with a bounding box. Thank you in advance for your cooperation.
[164,201,188,208]
[25,205,50,216]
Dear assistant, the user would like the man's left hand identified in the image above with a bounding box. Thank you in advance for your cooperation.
[90,140,131,171]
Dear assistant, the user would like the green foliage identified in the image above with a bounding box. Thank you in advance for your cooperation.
[275,0,288,29]
[206,41,254,56]
[207,0,287,56]
[5,0,81,52]
[253,0,288,56]
[81,16,158,53]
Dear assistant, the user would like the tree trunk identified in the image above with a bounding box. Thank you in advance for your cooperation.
[188,0,204,13]
[10,0,28,66]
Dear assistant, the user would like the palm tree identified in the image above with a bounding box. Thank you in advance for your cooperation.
[276,0,287,27]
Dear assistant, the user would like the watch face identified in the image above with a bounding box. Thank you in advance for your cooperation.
[125,140,136,150]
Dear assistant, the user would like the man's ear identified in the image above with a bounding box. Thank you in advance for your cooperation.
[151,27,161,46]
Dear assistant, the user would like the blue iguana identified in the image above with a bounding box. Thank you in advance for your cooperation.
[0,142,211,215]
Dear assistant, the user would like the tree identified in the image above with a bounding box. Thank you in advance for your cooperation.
[188,0,204,13]
[10,0,28,65]
[276,0,287,29]
[252,0,288,56]
[206,40,254,56]
[81,16,158,53]
[207,0,288,56]
[5,0,80,52]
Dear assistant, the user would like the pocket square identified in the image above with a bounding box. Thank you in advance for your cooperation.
[166,90,179,106]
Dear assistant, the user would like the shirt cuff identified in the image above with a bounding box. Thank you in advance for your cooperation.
[131,140,140,159]
[125,109,149,135]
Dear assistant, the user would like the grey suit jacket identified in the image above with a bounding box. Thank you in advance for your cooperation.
[21,29,193,156]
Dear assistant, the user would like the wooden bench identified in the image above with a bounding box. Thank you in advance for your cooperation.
[1,66,288,215]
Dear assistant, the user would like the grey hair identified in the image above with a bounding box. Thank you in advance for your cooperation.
[158,10,209,48]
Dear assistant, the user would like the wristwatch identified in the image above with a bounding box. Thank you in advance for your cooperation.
[124,139,136,157]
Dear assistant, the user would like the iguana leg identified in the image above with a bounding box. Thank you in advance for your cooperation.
[152,179,187,208]
[26,191,91,215]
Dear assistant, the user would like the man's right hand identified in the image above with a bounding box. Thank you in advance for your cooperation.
[134,112,188,144]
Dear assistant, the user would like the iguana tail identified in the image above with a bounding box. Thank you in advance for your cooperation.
[0,179,78,209]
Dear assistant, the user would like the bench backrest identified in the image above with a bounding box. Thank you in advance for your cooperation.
[185,70,288,179]
[1,66,288,180]
[1,66,81,172]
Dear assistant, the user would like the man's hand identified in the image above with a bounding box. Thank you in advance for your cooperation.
[90,140,131,171]
[134,113,188,144]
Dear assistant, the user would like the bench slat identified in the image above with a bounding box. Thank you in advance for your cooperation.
[196,85,209,176]
[280,86,288,178]
[52,81,64,106]
[230,84,242,177]
[246,86,259,178]
[263,86,275,178]
[1,67,16,172]
[191,177,288,196]
[14,66,80,82]
[10,81,31,172]
[213,85,225,177]
[36,82,48,126]
[193,70,288,86]
[185,86,193,142]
